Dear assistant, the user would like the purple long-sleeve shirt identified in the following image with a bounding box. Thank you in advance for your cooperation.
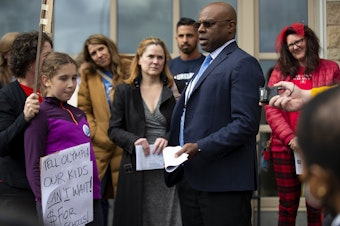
[24,97,101,203]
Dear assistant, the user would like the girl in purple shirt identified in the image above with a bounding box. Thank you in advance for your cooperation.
[24,52,102,226]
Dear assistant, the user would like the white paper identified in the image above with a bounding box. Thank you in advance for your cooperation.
[293,151,303,175]
[135,144,165,171]
[163,146,188,172]
[41,143,93,226]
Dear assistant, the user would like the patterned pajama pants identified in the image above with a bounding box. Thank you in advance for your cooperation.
[271,150,322,226]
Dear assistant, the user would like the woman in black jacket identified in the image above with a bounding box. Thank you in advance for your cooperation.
[108,37,181,226]
[0,31,52,223]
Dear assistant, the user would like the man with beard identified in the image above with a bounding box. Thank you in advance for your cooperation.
[169,17,205,94]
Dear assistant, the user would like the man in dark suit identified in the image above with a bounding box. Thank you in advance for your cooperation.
[168,2,265,225]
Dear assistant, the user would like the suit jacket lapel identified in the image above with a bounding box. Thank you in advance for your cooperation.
[191,42,238,94]
[132,86,146,121]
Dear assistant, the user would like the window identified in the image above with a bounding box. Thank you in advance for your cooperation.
[117,0,173,53]
[259,0,308,53]
[0,0,40,37]
[54,0,110,55]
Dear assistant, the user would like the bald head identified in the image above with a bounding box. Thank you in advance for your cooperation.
[202,2,237,22]
[197,2,237,52]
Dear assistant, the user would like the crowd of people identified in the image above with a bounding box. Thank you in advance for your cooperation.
[0,1,340,226]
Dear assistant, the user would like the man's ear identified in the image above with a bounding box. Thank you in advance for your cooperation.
[308,164,331,199]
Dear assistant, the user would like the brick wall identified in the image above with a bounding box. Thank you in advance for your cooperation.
[327,0,340,64]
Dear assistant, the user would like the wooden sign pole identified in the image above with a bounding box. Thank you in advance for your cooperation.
[33,0,54,93]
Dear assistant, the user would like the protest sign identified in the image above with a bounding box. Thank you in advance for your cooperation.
[41,143,93,226]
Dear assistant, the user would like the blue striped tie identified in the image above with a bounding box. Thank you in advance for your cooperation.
[185,54,212,100]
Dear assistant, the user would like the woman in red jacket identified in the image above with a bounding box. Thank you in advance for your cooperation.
[265,23,340,226]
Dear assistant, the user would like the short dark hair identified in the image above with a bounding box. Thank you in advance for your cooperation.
[177,17,196,28]
[10,31,53,78]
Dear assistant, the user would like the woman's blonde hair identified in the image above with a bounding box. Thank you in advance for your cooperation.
[125,37,173,88]
[0,32,19,86]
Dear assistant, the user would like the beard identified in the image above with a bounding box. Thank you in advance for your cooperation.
[180,44,196,55]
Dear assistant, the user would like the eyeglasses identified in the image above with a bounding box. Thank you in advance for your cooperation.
[287,38,304,50]
[193,19,232,30]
